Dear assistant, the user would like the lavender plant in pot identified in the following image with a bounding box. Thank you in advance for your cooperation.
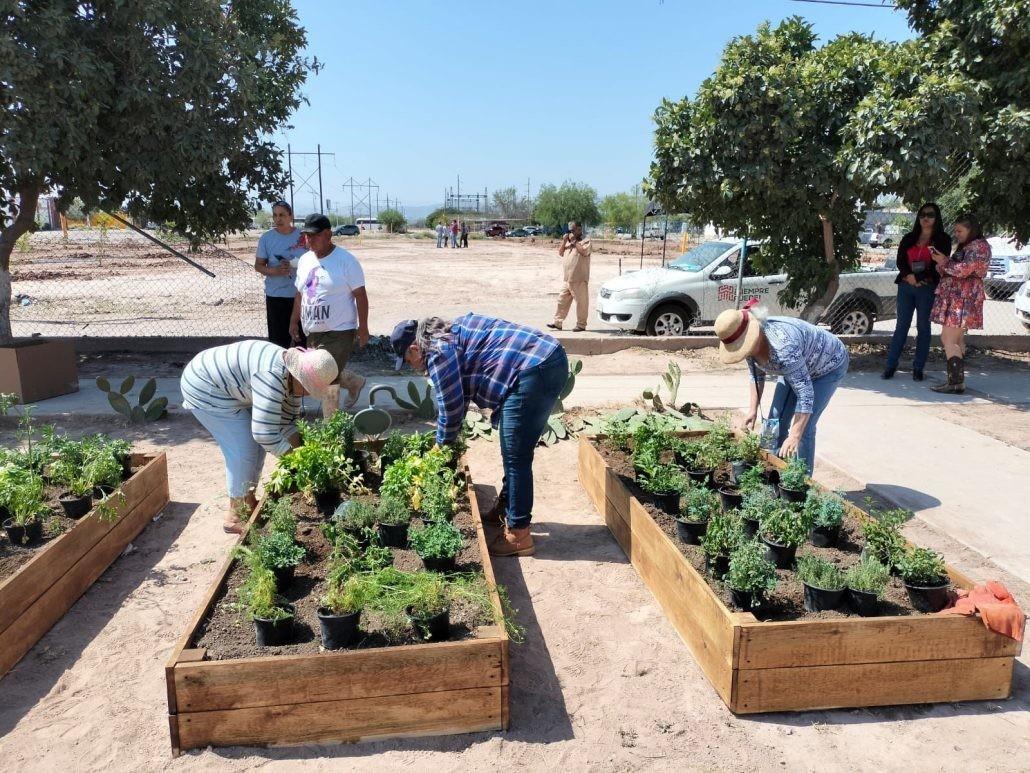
[795,553,846,612]
[844,556,890,616]
[676,486,719,545]
[725,539,778,612]
[898,547,951,612]
[759,503,808,569]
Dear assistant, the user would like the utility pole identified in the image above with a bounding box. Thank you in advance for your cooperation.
[316,144,324,213]
[287,144,294,215]
[284,145,333,215]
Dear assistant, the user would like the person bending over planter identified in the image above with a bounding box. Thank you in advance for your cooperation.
[717,302,849,475]
[181,341,338,533]
[390,314,568,557]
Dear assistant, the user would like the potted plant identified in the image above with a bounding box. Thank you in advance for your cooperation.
[676,486,718,544]
[735,463,766,498]
[844,556,890,616]
[405,572,451,641]
[759,503,808,568]
[377,495,413,548]
[639,464,687,515]
[776,457,809,503]
[803,490,845,547]
[860,507,908,571]
[897,546,951,612]
[418,473,456,522]
[237,559,294,647]
[318,571,380,650]
[730,431,763,482]
[739,486,776,538]
[725,540,778,611]
[700,511,742,578]
[255,530,306,588]
[408,520,464,572]
[58,471,95,519]
[379,430,408,470]
[795,553,846,612]
[331,498,378,544]
[0,465,48,544]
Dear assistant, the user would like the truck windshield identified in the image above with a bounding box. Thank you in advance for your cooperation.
[668,241,733,272]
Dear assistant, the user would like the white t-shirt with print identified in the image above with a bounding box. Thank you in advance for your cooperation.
[294,246,366,334]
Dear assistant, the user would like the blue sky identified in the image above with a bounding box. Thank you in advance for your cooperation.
[281,0,913,215]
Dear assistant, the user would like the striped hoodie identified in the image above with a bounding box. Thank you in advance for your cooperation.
[180,340,302,455]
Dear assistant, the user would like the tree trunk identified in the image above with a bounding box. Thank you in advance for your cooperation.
[799,213,841,323]
[0,183,41,345]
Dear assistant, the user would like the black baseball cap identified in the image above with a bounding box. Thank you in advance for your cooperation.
[300,213,332,234]
[390,319,417,370]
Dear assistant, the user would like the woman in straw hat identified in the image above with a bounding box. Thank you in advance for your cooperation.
[715,302,849,475]
[181,340,338,533]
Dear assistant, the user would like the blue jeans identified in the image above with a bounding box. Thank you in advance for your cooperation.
[886,282,936,371]
[186,407,265,498]
[770,355,849,475]
[497,347,569,529]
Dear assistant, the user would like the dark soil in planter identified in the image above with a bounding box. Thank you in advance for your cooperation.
[59,491,94,519]
[0,479,90,582]
[595,441,922,621]
[194,485,490,659]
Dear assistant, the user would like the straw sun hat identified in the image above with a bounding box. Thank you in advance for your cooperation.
[715,300,763,364]
[283,347,338,399]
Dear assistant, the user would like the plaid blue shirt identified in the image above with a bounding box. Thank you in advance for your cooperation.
[427,313,560,444]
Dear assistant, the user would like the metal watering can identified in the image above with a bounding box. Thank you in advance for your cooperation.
[352,385,393,439]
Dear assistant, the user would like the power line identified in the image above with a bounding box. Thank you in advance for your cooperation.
[790,0,896,8]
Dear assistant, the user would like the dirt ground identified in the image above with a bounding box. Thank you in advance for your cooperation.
[0,398,1027,772]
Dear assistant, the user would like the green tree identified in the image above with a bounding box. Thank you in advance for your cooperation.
[425,208,460,229]
[533,182,600,230]
[379,208,406,233]
[600,191,647,231]
[894,0,1030,240]
[647,18,976,319]
[0,1,315,343]
[492,185,533,219]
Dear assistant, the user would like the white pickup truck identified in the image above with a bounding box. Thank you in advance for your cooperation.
[596,240,898,336]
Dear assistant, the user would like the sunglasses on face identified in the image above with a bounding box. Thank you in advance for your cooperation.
[919,212,936,219]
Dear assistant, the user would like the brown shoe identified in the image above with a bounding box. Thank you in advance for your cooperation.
[546,323,562,330]
[572,326,587,332]
[483,496,507,526]
[488,526,535,557]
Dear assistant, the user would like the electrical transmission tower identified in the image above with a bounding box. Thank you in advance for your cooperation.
[285,144,335,215]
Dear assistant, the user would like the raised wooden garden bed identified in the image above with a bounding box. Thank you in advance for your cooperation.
[164,465,508,755]
[578,435,1021,713]
[0,452,169,678]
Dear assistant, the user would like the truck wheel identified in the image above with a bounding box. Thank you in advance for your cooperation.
[831,303,875,335]
[646,303,694,336]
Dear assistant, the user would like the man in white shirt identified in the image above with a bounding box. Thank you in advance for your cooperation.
[289,214,369,415]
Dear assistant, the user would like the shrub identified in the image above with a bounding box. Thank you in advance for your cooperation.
[700,421,734,467]
[844,556,890,597]
[733,431,763,465]
[778,457,808,491]
[803,490,846,530]
[235,549,289,621]
[408,520,463,560]
[419,474,456,521]
[600,414,632,452]
[897,547,948,586]
[264,497,298,537]
[639,464,687,496]
[682,486,719,523]
[741,486,778,523]
[700,511,743,558]
[795,553,845,590]
[255,530,305,570]
[0,464,48,526]
[861,507,908,569]
[403,571,450,617]
[725,540,778,596]
[760,503,809,547]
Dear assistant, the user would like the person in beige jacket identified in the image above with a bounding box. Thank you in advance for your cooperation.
[547,221,591,332]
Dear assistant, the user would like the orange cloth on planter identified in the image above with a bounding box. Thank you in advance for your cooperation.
[939,581,1025,641]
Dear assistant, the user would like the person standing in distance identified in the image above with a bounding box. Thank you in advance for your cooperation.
[451,218,459,249]
[436,220,445,248]
[547,220,591,332]
[290,214,369,415]
[255,201,307,348]
[461,220,469,248]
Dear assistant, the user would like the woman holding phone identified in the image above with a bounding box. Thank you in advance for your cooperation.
[883,203,951,381]
[929,213,991,394]
[255,200,307,348]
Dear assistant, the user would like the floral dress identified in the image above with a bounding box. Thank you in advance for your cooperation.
[930,238,991,329]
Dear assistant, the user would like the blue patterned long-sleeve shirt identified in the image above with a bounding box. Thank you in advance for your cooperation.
[746,317,848,414]
[426,314,560,445]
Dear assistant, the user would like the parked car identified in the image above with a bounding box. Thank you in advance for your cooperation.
[1014,281,1030,331]
[984,236,1030,300]
[485,222,508,237]
[596,240,898,336]
[334,224,360,236]
[507,227,530,238]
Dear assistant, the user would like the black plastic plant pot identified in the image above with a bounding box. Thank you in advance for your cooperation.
[777,484,807,504]
[272,564,296,589]
[421,554,457,573]
[687,468,714,488]
[317,607,361,650]
[120,454,133,480]
[59,491,94,519]
[707,553,730,578]
[802,582,845,612]
[727,586,762,612]
[313,489,340,515]
[718,487,743,512]
[762,468,780,487]
[742,517,760,539]
[730,460,749,484]
[92,484,116,500]
[905,580,952,613]
[408,606,450,642]
[253,610,295,647]
[378,521,409,549]
[761,537,797,569]
[652,491,681,515]
[3,518,44,546]
[847,587,880,617]
[809,523,841,548]
[675,517,708,545]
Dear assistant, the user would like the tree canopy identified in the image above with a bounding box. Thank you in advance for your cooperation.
[378,208,406,233]
[532,182,600,229]
[0,0,315,342]
[647,17,976,318]
[600,191,647,231]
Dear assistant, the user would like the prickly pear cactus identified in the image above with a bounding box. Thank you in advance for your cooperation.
[95,376,168,423]
[371,381,437,420]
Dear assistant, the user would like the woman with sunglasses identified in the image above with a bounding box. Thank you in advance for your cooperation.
[882,203,951,381]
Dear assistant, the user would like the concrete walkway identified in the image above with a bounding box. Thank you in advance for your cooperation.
[15,368,1030,582]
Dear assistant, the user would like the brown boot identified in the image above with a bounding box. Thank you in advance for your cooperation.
[931,356,965,394]
[483,495,507,527]
[488,526,535,557]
